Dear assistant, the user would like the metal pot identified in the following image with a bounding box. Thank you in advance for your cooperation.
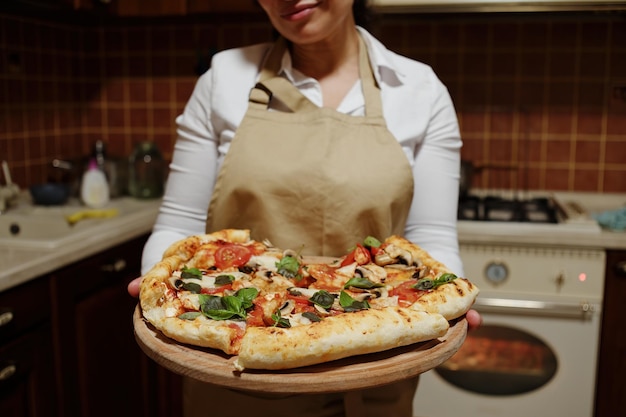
[460,160,474,196]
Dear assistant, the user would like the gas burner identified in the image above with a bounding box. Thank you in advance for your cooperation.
[458,195,559,223]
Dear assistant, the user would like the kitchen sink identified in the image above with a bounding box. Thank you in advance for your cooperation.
[0,197,158,249]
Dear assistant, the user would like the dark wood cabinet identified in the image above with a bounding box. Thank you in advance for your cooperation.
[50,234,182,417]
[0,235,182,417]
[0,277,57,417]
[595,250,626,417]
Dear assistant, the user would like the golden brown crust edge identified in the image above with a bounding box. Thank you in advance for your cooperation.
[234,307,449,370]
[410,278,479,320]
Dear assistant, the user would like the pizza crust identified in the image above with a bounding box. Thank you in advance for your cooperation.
[410,278,479,320]
[159,316,244,355]
[234,307,449,370]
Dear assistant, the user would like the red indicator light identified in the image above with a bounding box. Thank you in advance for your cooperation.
[578,273,587,282]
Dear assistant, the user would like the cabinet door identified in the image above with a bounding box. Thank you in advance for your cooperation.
[51,235,182,417]
[0,277,56,417]
[595,250,626,417]
[0,325,57,417]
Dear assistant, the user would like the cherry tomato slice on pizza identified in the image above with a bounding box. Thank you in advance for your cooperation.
[340,244,372,267]
[389,280,428,307]
[215,243,253,269]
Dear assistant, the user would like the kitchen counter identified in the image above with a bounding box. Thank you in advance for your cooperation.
[458,219,626,249]
[459,191,626,250]
[0,197,160,293]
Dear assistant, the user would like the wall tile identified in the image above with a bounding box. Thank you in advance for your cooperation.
[0,11,624,194]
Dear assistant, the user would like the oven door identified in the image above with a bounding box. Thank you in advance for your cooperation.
[412,295,602,417]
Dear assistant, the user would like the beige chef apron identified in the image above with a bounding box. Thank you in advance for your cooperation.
[184,36,418,417]
[205,36,414,256]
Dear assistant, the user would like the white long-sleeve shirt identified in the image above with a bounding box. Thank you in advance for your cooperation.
[141,28,464,276]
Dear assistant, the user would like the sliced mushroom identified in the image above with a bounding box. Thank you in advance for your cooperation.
[375,243,413,266]
[356,264,387,283]
[252,269,274,280]
[279,299,296,315]
[313,304,331,316]
[411,265,431,280]
[282,249,302,260]
[351,292,373,302]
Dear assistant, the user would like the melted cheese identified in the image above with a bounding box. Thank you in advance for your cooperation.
[248,253,281,271]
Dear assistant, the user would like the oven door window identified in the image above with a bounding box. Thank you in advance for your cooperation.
[435,325,558,396]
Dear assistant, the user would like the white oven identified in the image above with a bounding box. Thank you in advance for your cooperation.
[413,192,606,417]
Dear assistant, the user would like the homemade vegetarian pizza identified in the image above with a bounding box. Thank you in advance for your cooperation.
[139,229,479,371]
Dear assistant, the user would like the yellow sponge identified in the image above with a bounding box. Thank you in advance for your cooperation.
[65,208,119,226]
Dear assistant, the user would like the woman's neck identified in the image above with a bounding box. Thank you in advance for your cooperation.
[289,27,361,108]
[290,25,360,79]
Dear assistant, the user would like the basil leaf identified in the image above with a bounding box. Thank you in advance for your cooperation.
[214,274,235,286]
[414,274,458,291]
[288,288,303,296]
[276,255,301,279]
[302,312,322,322]
[339,291,370,312]
[234,287,259,310]
[343,276,384,289]
[181,266,202,279]
[181,282,202,293]
[222,295,243,314]
[197,289,259,321]
[201,298,243,320]
[202,307,240,320]
[415,278,435,290]
[436,273,458,285]
[271,310,291,328]
[310,290,334,309]
[363,236,381,248]
[178,312,202,320]
[199,294,225,310]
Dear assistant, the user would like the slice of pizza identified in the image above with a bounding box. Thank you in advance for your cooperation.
[140,229,293,355]
[296,235,479,321]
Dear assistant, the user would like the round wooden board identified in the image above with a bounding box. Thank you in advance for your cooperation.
[133,305,467,394]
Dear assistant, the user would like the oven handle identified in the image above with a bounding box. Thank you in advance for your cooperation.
[474,296,600,320]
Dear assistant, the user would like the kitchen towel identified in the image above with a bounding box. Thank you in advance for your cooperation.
[592,206,626,231]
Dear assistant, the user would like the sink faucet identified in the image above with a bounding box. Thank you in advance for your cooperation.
[0,160,20,214]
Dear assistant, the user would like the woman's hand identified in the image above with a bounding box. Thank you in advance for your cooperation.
[128,277,142,297]
[466,309,482,330]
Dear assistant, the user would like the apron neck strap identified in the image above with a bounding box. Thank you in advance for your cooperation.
[250,35,383,117]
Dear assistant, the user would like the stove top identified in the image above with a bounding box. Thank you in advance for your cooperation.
[458,195,559,223]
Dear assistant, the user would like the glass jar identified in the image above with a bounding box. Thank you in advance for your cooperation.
[128,141,165,199]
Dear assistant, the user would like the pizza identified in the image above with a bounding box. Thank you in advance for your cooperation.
[139,229,479,371]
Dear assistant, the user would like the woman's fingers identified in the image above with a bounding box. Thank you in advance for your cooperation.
[128,277,142,297]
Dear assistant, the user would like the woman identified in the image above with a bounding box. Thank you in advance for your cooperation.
[129,1,481,415]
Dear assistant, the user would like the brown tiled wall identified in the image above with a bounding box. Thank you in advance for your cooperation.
[1,11,624,192]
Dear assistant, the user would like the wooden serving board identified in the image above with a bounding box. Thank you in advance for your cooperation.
[133,305,467,394]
